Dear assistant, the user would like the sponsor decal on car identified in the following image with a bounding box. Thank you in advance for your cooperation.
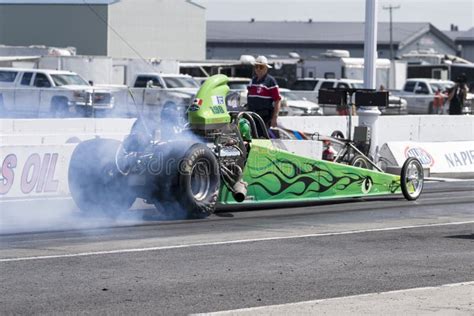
[212,95,225,106]
[361,176,373,194]
[188,98,203,112]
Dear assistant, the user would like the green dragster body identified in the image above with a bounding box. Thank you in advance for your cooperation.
[218,139,401,204]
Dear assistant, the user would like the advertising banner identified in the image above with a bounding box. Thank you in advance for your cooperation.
[0,145,76,199]
[382,141,474,175]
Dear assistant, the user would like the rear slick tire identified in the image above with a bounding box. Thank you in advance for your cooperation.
[172,143,220,219]
[68,138,136,217]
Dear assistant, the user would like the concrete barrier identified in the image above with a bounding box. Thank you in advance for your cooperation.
[2,115,472,146]
[0,118,134,134]
[0,118,134,145]
[0,133,125,145]
[278,115,474,146]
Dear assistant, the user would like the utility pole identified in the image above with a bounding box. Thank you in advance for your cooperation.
[358,0,380,158]
[364,0,378,90]
[383,4,400,60]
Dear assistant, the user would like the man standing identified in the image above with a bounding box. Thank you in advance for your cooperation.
[448,74,468,115]
[247,56,281,135]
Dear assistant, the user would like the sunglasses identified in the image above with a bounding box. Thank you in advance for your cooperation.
[254,64,266,70]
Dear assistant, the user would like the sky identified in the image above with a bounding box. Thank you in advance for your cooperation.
[195,0,474,31]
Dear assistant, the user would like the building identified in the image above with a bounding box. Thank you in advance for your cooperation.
[206,21,457,61]
[444,27,474,63]
[0,0,205,60]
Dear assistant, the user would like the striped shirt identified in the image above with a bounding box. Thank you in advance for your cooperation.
[247,74,281,111]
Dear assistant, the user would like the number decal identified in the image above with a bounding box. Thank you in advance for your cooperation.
[210,106,225,114]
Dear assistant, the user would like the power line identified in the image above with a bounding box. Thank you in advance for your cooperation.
[383,4,401,60]
[82,0,158,133]
[82,0,149,64]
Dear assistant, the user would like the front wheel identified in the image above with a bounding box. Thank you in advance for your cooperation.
[400,157,424,201]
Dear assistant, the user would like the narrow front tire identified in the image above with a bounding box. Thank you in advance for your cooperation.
[401,157,424,201]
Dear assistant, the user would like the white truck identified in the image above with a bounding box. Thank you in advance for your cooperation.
[130,73,199,112]
[132,73,199,91]
[0,68,115,117]
[394,78,473,114]
[120,73,200,128]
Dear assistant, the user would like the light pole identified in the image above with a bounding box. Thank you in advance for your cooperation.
[383,4,400,60]
[357,0,380,159]
[363,0,378,90]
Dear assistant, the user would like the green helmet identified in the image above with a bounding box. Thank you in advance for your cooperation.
[239,118,252,141]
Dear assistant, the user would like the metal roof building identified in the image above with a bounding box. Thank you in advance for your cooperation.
[0,0,206,59]
[206,21,458,61]
[444,27,474,62]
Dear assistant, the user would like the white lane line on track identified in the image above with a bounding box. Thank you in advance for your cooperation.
[1,220,473,263]
[192,281,474,315]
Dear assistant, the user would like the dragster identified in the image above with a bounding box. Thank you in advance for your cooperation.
[68,75,424,219]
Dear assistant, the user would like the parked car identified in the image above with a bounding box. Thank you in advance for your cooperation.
[380,94,408,115]
[279,88,323,116]
[394,78,473,114]
[291,78,407,115]
[0,68,115,117]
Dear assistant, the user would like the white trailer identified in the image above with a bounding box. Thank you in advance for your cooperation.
[299,51,407,90]
[38,56,179,86]
[39,55,114,85]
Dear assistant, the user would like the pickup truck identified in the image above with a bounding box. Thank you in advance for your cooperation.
[132,73,200,93]
[291,78,408,115]
[0,68,115,118]
[394,78,473,114]
[125,73,201,130]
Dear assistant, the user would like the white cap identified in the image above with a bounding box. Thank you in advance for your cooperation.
[254,55,272,68]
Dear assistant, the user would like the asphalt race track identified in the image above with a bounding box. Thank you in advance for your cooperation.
[1,181,473,315]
